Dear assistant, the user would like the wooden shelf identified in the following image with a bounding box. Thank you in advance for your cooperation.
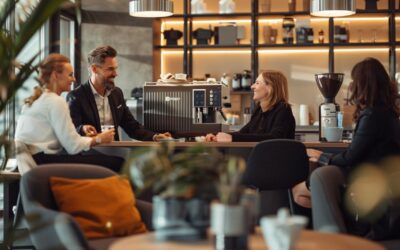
[333,42,389,47]
[157,45,184,49]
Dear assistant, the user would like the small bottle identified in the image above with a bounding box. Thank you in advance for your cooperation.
[318,29,324,43]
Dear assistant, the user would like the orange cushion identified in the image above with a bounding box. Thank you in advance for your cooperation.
[50,175,147,239]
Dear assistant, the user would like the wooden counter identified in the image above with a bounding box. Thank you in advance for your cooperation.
[98,141,349,149]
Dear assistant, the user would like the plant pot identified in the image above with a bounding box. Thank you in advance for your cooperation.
[152,196,210,241]
[211,203,248,250]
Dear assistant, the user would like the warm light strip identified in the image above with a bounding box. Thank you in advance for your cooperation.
[162,20,251,25]
[259,49,327,53]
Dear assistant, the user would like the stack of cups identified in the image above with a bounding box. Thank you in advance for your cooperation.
[299,104,309,126]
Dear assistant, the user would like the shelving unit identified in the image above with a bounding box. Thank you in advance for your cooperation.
[154,0,399,120]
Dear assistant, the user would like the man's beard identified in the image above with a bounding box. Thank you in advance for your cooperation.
[103,78,115,91]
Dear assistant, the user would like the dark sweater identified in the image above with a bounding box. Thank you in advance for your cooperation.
[231,102,296,142]
[319,107,400,171]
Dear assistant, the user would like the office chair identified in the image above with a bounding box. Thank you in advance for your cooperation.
[20,163,153,250]
[242,139,309,216]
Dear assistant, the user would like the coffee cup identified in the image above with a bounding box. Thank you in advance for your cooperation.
[324,127,343,142]
[260,208,308,250]
[101,125,114,132]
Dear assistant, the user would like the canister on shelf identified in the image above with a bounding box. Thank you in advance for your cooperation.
[241,70,252,90]
[232,73,242,91]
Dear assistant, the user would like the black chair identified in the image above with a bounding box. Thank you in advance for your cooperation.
[20,164,153,250]
[242,139,309,216]
[311,165,400,250]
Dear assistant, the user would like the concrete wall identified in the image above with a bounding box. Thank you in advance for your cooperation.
[80,11,153,98]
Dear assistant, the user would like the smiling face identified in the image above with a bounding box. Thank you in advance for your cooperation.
[251,73,271,102]
[54,62,75,93]
[94,56,118,90]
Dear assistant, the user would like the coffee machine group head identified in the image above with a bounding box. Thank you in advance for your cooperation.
[315,73,344,141]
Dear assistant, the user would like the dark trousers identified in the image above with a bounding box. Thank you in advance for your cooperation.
[33,152,124,173]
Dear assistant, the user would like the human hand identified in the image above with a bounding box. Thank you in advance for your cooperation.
[306,148,323,162]
[96,128,115,144]
[291,181,311,208]
[82,125,97,137]
[153,132,172,141]
[215,132,232,142]
[205,133,216,142]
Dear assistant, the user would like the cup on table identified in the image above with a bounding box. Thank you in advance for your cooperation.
[101,125,115,132]
[324,127,343,142]
[260,212,308,250]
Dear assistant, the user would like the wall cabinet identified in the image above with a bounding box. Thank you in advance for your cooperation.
[154,0,399,122]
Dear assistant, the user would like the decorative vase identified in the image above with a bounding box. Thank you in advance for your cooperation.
[211,203,248,250]
[152,196,210,241]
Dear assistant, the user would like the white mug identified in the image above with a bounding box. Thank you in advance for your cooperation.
[324,127,343,142]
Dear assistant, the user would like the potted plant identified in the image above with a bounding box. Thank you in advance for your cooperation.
[128,142,225,240]
[210,156,256,250]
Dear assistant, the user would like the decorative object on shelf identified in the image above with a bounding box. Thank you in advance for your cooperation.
[303,0,310,11]
[260,0,272,12]
[242,107,251,125]
[288,0,296,12]
[232,73,242,91]
[318,29,324,43]
[310,0,355,17]
[219,0,235,14]
[299,104,310,125]
[263,26,278,44]
[236,26,246,44]
[214,24,244,45]
[260,208,308,250]
[296,19,313,44]
[282,17,295,44]
[334,25,349,43]
[193,28,214,45]
[241,70,252,90]
[211,156,249,250]
[163,28,183,45]
[365,0,379,10]
[191,0,207,14]
[129,0,174,18]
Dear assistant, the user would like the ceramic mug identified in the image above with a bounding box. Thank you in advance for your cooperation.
[324,127,343,142]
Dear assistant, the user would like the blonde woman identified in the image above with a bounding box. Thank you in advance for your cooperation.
[15,54,123,172]
[206,70,295,142]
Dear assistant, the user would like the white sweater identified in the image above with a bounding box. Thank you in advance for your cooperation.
[15,92,92,155]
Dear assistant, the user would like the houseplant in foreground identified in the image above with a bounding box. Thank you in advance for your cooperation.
[128,142,247,241]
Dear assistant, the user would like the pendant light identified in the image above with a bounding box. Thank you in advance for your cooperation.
[129,0,174,18]
[310,0,356,17]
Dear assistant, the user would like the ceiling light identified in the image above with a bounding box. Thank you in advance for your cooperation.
[310,0,356,17]
[129,0,173,18]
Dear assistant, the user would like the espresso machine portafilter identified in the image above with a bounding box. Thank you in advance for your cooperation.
[315,73,344,141]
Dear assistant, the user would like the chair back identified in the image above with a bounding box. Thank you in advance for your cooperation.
[242,139,309,190]
[20,164,116,250]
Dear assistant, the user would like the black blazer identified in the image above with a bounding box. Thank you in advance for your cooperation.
[67,81,155,141]
[320,107,400,171]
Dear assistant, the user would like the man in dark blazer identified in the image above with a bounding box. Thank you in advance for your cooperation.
[67,45,171,141]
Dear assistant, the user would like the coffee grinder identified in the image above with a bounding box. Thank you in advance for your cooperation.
[315,73,344,141]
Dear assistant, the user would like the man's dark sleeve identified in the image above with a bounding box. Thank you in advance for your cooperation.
[66,91,85,136]
[116,89,156,141]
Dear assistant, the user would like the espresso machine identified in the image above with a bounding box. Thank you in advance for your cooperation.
[315,73,344,141]
[143,82,230,135]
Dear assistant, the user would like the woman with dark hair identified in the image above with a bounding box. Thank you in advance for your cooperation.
[15,54,124,174]
[308,57,400,169]
[205,70,295,142]
[293,58,400,239]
